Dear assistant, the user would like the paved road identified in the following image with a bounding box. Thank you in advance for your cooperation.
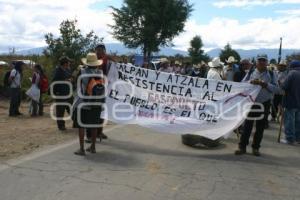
[0,122,299,200]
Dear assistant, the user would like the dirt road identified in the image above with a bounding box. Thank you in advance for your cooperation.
[0,100,76,160]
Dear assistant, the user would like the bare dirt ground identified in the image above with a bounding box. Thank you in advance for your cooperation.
[0,100,76,161]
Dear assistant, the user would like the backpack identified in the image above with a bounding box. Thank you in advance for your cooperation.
[81,68,105,103]
[86,78,104,96]
[3,70,11,87]
[39,75,49,93]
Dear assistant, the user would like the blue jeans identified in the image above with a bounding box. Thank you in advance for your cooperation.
[284,109,300,142]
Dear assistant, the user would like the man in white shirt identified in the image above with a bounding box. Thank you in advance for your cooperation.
[207,57,224,80]
[235,54,280,156]
[9,61,24,116]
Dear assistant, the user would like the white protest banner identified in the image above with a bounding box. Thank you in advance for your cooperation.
[102,63,261,140]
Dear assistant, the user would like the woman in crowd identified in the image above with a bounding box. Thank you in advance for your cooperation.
[30,64,45,116]
[73,53,104,156]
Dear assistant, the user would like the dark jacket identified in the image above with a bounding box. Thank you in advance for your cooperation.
[233,69,246,82]
[191,69,207,78]
[282,68,300,109]
[52,66,73,97]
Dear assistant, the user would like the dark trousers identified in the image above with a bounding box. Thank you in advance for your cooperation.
[239,100,271,150]
[39,93,44,115]
[32,93,44,116]
[9,88,21,116]
[55,98,73,129]
[271,95,283,119]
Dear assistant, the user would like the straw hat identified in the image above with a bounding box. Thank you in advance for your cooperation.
[81,53,103,67]
[175,60,182,65]
[195,62,206,68]
[160,58,169,63]
[268,63,276,70]
[196,64,202,68]
[278,60,287,66]
[226,56,237,64]
[200,61,207,66]
[208,57,224,68]
[193,64,201,69]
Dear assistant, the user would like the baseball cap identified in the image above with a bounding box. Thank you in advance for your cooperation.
[256,54,268,61]
[289,60,300,69]
[59,56,72,64]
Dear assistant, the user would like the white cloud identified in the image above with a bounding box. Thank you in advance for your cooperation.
[173,16,300,51]
[276,9,300,16]
[213,0,300,8]
[0,0,300,53]
[0,0,116,52]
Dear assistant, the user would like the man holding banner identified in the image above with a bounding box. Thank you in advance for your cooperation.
[235,54,280,156]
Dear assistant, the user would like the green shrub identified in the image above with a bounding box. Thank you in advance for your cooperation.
[0,55,54,101]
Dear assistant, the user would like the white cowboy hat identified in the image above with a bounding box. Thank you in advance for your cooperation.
[195,62,206,68]
[195,64,202,68]
[268,63,276,70]
[81,53,103,67]
[226,56,237,64]
[193,64,201,69]
[208,57,224,68]
[200,61,207,66]
[175,60,182,65]
[160,58,169,63]
[278,60,287,66]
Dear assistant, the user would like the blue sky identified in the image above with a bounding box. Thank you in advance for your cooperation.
[90,0,300,23]
[0,0,300,52]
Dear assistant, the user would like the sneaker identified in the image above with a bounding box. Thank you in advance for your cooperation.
[74,149,86,156]
[99,133,108,139]
[235,149,246,155]
[252,149,261,157]
[280,138,294,145]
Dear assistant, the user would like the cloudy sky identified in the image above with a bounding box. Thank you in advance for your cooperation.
[0,0,300,53]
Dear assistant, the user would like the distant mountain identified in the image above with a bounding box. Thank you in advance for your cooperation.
[15,47,45,56]
[14,43,188,57]
[206,48,222,58]
[206,48,300,60]
[98,43,189,56]
[14,43,300,60]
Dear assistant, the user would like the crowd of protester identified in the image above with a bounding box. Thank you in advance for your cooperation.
[4,43,300,156]
[138,53,300,155]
